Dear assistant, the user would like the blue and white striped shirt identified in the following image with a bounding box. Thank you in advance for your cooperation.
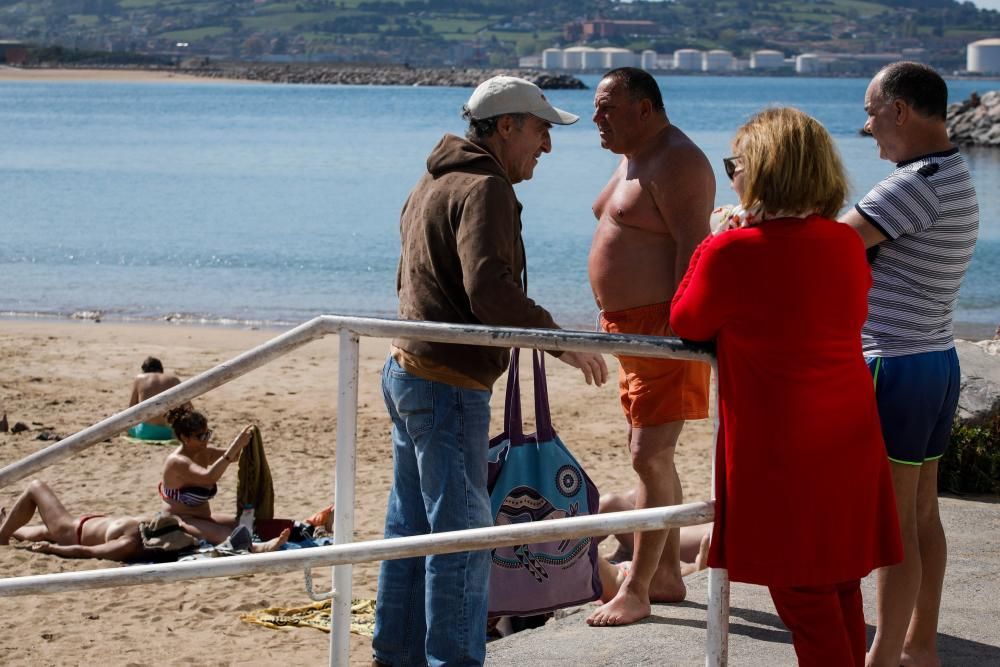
[855,148,979,357]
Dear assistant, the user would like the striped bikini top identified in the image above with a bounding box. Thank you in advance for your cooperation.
[159,481,218,507]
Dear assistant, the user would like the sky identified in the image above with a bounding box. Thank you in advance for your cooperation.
[972,0,1000,10]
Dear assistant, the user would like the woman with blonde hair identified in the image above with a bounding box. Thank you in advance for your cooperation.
[670,107,903,666]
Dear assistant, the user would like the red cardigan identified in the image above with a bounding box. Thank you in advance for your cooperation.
[671,215,902,587]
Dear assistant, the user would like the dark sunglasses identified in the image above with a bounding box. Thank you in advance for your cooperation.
[193,429,213,442]
[723,156,742,180]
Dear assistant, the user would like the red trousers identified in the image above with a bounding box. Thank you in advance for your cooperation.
[768,579,866,666]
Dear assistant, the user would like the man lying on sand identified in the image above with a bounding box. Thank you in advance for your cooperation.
[0,479,288,561]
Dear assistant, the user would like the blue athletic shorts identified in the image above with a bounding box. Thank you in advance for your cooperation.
[866,348,961,466]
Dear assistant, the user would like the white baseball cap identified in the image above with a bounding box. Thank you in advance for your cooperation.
[465,76,579,125]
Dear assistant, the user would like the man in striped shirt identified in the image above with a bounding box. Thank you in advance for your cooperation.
[841,62,979,667]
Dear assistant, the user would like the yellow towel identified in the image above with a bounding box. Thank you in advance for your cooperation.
[236,425,275,521]
[240,598,376,637]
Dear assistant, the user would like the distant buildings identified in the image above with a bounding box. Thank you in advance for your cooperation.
[0,40,28,65]
[537,45,953,76]
[564,20,660,43]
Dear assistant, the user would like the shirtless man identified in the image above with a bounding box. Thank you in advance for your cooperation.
[587,67,714,626]
[128,356,183,440]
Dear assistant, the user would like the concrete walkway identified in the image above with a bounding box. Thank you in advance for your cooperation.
[487,495,1000,666]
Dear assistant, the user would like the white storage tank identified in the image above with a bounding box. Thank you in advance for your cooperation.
[582,47,605,71]
[600,47,636,69]
[703,49,734,72]
[967,38,1000,74]
[542,48,564,70]
[750,49,785,69]
[795,53,821,74]
[562,46,593,71]
[673,49,702,71]
[641,49,658,70]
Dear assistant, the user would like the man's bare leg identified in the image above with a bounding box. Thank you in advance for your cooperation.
[599,489,638,562]
[900,460,946,667]
[0,480,75,545]
[868,463,922,667]
[588,421,685,626]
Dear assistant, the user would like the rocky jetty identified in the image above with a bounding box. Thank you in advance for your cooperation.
[178,62,586,89]
[956,337,1000,426]
[947,90,1000,147]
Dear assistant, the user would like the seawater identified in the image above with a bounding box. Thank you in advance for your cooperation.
[1,75,998,333]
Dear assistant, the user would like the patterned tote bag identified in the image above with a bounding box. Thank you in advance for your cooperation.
[486,348,602,617]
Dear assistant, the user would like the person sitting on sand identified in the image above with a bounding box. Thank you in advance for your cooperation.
[160,406,259,545]
[127,356,184,441]
[0,479,288,562]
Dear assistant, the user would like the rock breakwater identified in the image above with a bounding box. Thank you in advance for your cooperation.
[179,62,586,89]
[947,90,1000,147]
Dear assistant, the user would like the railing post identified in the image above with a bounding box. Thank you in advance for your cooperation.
[706,361,729,667]
[330,330,360,667]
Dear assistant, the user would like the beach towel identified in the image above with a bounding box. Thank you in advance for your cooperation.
[236,425,275,522]
[240,599,376,637]
[487,348,602,617]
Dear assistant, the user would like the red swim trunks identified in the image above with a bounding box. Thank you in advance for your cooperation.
[600,302,710,428]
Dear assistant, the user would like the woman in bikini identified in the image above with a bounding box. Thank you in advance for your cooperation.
[0,478,290,560]
[160,406,253,544]
[0,479,144,561]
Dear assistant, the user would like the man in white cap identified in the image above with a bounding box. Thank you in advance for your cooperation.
[373,76,607,667]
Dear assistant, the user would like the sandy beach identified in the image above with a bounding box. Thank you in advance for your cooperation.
[0,66,240,84]
[0,318,715,666]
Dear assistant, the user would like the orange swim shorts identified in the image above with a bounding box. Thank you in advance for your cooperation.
[600,302,710,428]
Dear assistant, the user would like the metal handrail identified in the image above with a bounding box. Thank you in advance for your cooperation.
[0,315,727,666]
[0,502,714,596]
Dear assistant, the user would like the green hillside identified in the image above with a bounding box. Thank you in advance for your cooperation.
[1,0,998,68]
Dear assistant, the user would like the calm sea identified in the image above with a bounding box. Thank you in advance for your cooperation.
[1,75,998,335]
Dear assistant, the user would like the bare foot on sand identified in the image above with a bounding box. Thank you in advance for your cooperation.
[250,528,290,553]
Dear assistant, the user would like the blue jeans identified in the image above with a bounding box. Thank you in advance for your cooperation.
[373,356,493,667]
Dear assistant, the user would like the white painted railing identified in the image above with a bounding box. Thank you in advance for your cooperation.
[0,315,728,667]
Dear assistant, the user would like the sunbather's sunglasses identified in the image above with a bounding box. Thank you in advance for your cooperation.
[193,429,213,442]
[723,156,742,180]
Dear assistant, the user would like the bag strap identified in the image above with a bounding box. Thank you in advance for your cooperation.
[503,348,524,442]
[532,350,555,441]
[503,348,556,443]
